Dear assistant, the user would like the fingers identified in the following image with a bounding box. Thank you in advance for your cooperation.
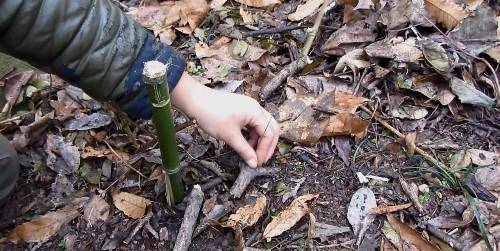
[249,109,279,166]
[225,130,258,168]
[248,130,259,149]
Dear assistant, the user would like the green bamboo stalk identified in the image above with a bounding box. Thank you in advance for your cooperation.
[143,61,184,205]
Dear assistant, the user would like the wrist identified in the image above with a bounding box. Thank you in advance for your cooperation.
[171,72,213,120]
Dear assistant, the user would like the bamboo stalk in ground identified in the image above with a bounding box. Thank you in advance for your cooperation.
[143,61,185,205]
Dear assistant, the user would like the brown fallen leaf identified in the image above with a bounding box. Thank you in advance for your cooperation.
[2,70,34,110]
[263,194,318,239]
[387,214,440,251]
[83,195,110,226]
[224,194,267,229]
[333,49,370,74]
[288,0,324,21]
[370,203,413,215]
[424,0,466,30]
[400,177,425,214]
[468,149,499,166]
[11,111,54,150]
[321,16,378,55]
[128,0,209,38]
[405,132,417,156]
[379,0,430,30]
[410,74,455,105]
[278,90,368,145]
[307,213,317,238]
[6,197,88,244]
[365,37,423,64]
[112,192,151,219]
[235,0,281,7]
[475,166,500,192]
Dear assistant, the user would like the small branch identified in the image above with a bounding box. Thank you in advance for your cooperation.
[259,0,334,99]
[199,160,234,180]
[200,177,223,192]
[193,204,226,237]
[242,25,305,38]
[230,162,278,198]
[427,224,466,251]
[173,185,204,251]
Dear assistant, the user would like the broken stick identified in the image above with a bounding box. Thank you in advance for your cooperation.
[259,0,335,99]
[173,185,204,251]
[230,162,279,198]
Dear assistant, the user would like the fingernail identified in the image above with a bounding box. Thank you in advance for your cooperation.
[247,159,257,168]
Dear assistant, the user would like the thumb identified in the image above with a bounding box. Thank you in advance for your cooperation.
[225,130,258,168]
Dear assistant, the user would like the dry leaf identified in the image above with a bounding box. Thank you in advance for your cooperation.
[390,105,428,120]
[347,187,377,245]
[112,192,151,219]
[450,150,472,169]
[225,194,267,229]
[83,195,110,226]
[6,198,88,244]
[400,178,425,214]
[379,0,430,29]
[386,214,440,251]
[288,0,324,21]
[334,49,370,74]
[263,194,318,239]
[410,74,455,105]
[365,37,422,63]
[129,0,209,35]
[468,149,499,166]
[278,91,368,145]
[235,0,281,7]
[405,132,417,156]
[307,213,317,238]
[321,16,377,55]
[424,0,466,30]
[450,77,495,107]
[11,111,54,150]
[210,0,228,8]
[475,166,500,192]
[370,203,413,215]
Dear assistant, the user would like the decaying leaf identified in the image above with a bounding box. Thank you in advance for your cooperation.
[46,134,81,175]
[390,105,428,120]
[288,0,324,21]
[379,0,430,29]
[386,214,440,251]
[128,0,210,36]
[334,49,370,74]
[410,74,455,105]
[450,150,472,169]
[112,192,151,219]
[424,0,466,30]
[197,37,267,82]
[313,222,351,241]
[468,224,500,251]
[263,194,318,239]
[421,39,452,72]
[225,194,267,229]
[235,0,281,7]
[322,16,378,56]
[468,149,499,167]
[83,195,110,226]
[450,77,495,107]
[370,203,413,215]
[6,197,88,244]
[399,178,425,214]
[475,166,500,192]
[65,112,112,131]
[365,37,423,64]
[335,136,351,166]
[347,187,377,245]
[449,4,497,56]
[11,111,54,150]
[278,91,368,145]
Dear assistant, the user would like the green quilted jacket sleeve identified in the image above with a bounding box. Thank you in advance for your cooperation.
[0,0,186,118]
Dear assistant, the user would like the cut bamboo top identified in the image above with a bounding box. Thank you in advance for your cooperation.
[143,61,167,80]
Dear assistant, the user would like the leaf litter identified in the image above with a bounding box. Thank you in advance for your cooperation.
[1,0,499,250]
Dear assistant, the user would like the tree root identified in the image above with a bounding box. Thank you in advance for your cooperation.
[230,162,279,198]
[173,185,204,251]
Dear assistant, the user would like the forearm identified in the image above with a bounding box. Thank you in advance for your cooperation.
[171,72,214,120]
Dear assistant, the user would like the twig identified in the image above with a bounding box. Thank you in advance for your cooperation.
[193,204,225,237]
[360,105,450,171]
[259,0,334,99]
[173,185,204,251]
[198,160,234,180]
[230,162,279,198]
[242,25,305,38]
[200,177,223,192]
[427,224,466,251]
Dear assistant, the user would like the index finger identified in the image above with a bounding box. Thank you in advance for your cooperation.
[249,109,278,166]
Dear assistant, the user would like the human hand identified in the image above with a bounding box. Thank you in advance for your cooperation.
[171,72,279,168]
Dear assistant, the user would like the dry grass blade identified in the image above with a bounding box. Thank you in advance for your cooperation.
[424,0,466,30]
[370,203,413,215]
